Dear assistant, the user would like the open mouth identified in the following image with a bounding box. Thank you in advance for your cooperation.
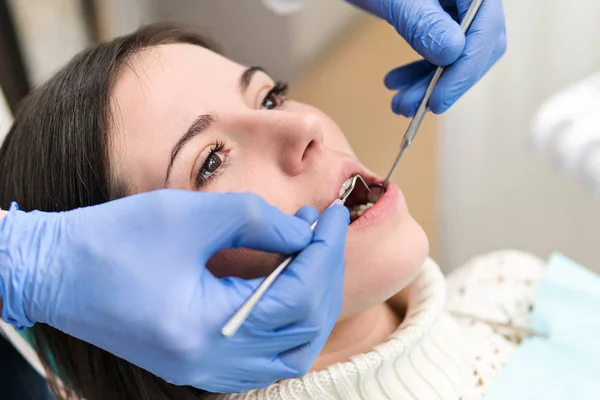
[338,174,385,223]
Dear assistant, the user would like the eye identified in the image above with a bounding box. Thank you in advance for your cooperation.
[261,81,288,110]
[196,141,226,188]
[204,153,222,173]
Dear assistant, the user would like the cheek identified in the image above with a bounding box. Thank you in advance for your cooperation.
[324,130,355,157]
[339,214,429,320]
[207,248,285,279]
[213,158,312,215]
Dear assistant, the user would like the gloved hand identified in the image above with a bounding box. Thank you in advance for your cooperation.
[347,0,507,117]
[0,189,349,393]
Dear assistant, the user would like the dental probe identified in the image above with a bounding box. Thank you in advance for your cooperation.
[369,0,484,203]
[222,174,370,338]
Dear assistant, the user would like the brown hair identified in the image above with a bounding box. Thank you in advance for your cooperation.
[0,23,219,400]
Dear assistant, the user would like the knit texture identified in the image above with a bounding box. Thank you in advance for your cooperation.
[218,251,544,400]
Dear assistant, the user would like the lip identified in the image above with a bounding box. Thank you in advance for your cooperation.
[333,163,380,204]
[331,162,401,231]
[348,181,400,231]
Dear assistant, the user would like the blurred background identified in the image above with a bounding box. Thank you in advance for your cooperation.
[1,0,599,272]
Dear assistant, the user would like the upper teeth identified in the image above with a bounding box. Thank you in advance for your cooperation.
[338,177,354,198]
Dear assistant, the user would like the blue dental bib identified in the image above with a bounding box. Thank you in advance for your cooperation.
[484,253,600,399]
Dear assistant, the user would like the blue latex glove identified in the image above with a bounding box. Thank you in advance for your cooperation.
[0,189,349,393]
[347,0,507,117]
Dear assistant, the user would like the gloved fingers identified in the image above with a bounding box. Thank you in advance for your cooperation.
[259,359,306,381]
[384,59,436,90]
[438,0,460,22]
[390,70,436,117]
[278,258,344,373]
[428,0,506,114]
[242,323,321,348]
[203,357,301,393]
[231,358,304,388]
[248,205,349,329]
[453,0,496,21]
[389,0,465,66]
[206,378,274,394]
[294,206,319,225]
[213,274,328,356]
[388,18,506,116]
[429,26,506,114]
[488,29,507,67]
[213,277,322,352]
[240,288,340,354]
[205,193,312,258]
[347,0,466,66]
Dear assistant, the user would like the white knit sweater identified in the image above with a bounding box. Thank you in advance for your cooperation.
[217,251,546,400]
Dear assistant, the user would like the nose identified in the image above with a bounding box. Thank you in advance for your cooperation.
[247,112,325,176]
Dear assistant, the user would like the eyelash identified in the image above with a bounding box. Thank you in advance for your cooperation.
[261,81,288,110]
[196,141,226,188]
[195,82,289,188]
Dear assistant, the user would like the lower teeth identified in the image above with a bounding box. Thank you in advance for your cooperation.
[349,202,374,222]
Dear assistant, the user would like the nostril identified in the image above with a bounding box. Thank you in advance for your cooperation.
[301,139,317,161]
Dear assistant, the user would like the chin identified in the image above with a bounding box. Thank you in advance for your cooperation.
[338,183,429,320]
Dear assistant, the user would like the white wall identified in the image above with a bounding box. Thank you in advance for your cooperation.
[96,0,157,38]
[290,1,357,69]
[6,0,358,88]
[150,0,359,81]
[440,0,600,271]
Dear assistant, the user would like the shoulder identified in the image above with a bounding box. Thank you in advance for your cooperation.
[445,250,546,338]
[446,250,546,293]
[443,251,547,399]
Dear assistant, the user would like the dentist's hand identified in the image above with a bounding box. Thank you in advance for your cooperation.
[0,189,349,393]
[347,0,507,117]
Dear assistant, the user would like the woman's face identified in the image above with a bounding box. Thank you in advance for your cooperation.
[109,44,428,319]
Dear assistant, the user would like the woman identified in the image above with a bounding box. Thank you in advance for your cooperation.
[0,23,547,400]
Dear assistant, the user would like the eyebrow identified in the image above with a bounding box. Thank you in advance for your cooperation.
[164,67,265,185]
[240,66,265,93]
[165,113,215,185]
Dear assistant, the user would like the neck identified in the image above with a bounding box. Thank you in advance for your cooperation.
[310,302,402,372]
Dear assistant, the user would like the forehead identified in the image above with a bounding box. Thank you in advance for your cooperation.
[113,43,246,114]
[109,43,247,191]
